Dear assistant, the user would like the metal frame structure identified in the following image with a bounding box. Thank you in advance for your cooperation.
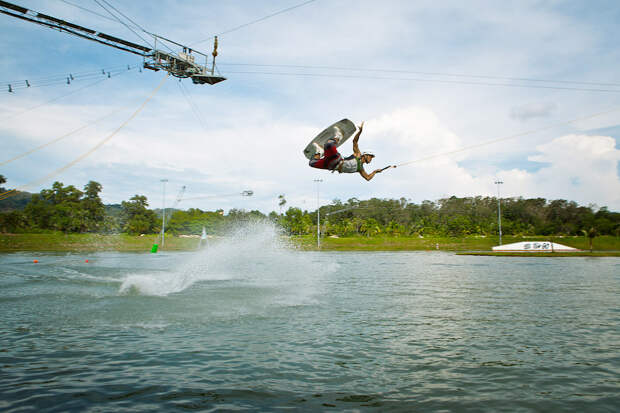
[0,0,226,85]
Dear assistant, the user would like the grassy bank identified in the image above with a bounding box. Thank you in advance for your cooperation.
[1,233,619,253]
[294,235,620,252]
[0,233,200,252]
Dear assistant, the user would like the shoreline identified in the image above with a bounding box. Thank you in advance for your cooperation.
[1,233,619,254]
[457,251,620,257]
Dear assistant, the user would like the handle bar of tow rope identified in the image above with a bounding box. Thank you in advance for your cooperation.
[379,165,396,172]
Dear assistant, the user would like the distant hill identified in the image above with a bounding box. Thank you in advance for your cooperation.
[0,193,127,216]
[105,204,123,217]
[0,189,32,212]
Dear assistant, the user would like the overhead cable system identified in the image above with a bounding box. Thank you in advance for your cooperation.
[221,68,620,94]
[0,75,168,202]
[0,0,225,86]
[181,191,254,202]
[393,105,620,168]
[3,63,140,93]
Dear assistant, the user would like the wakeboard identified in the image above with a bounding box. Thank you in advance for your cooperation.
[303,119,357,160]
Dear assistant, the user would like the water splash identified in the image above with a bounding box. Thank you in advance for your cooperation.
[119,220,323,297]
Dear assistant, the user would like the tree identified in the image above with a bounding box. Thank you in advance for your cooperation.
[121,195,158,234]
[22,181,86,232]
[82,181,105,232]
[281,207,310,235]
[360,218,381,237]
[582,227,597,252]
[23,194,53,229]
[0,210,27,233]
[278,194,286,214]
[45,182,85,232]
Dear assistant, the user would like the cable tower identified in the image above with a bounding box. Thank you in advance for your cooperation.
[0,0,226,85]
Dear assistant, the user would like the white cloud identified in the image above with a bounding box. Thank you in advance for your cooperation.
[2,1,620,213]
[491,134,620,209]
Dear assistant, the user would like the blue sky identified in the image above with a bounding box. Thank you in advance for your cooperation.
[1,0,620,212]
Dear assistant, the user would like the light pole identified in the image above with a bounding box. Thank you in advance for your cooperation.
[160,179,168,247]
[495,180,503,245]
[314,179,322,249]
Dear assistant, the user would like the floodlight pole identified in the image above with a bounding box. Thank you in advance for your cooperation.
[161,179,168,247]
[314,179,323,249]
[495,180,503,245]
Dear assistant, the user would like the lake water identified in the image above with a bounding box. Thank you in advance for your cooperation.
[1,225,619,412]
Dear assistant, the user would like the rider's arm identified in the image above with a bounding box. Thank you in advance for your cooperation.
[352,122,364,157]
[359,165,382,181]
[359,164,392,181]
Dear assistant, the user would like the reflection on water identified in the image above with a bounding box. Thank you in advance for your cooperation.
[1,226,619,411]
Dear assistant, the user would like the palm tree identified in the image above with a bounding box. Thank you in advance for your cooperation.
[278,194,286,215]
[581,227,597,252]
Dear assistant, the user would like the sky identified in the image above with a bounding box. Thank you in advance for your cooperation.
[1,0,620,213]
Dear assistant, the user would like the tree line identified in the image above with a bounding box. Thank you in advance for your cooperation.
[0,176,618,237]
[283,196,619,237]
[0,178,266,234]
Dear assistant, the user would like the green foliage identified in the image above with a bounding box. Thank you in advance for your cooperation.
[280,207,312,235]
[280,196,619,238]
[1,178,619,240]
[18,181,106,233]
[120,195,158,234]
[0,180,144,234]
[278,194,286,213]
[0,210,28,232]
[82,181,105,232]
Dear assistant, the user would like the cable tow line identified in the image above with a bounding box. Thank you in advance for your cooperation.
[0,75,168,202]
[1,107,125,167]
[190,0,318,45]
[393,106,620,168]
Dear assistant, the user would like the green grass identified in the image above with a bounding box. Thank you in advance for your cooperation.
[0,233,201,252]
[1,233,619,253]
[293,235,620,252]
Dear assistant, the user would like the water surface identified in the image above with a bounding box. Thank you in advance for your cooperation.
[1,230,619,412]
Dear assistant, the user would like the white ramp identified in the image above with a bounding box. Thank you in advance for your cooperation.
[492,241,579,252]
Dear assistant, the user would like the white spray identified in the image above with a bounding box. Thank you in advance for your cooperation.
[119,220,330,298]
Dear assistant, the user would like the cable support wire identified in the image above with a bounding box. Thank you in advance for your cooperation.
[182,192,248,201]
[218,63,620,89]
[1,67,138,120]
[3,63,132,84]
[4,63,140,92]
[0,74,168,202]
[61,0,169,59]
[1,107,125,167]
[96,1,178,59]
[0,5,150,56]
[58,0,117,23]
[191,0,318,46]
[176,80,209,132]
[55,0,620,90]
[393,106,620,168]
[93,0,154,49]
[98,0,149,34]
[223,70,620,94]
